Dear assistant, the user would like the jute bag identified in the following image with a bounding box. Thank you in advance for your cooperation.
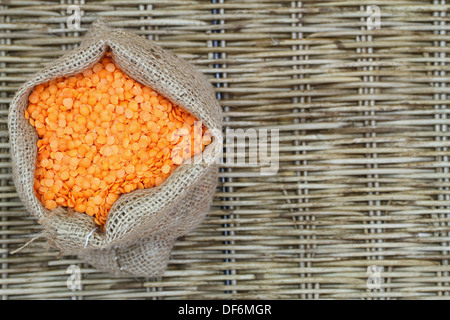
[8,21,223,277]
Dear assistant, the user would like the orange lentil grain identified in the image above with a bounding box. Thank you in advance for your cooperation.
[26,54,211,229]
[44,199,57,210]
[63,98,73,109]
[105,63,116,73]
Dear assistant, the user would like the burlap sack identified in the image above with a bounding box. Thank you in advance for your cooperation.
[8,20,223,277]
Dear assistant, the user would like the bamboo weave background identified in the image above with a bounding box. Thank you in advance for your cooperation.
[1,0,450,300]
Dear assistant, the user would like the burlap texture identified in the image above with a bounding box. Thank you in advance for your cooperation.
[8,20,223,277]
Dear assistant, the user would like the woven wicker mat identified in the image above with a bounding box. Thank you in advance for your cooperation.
[1,0,450,300]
